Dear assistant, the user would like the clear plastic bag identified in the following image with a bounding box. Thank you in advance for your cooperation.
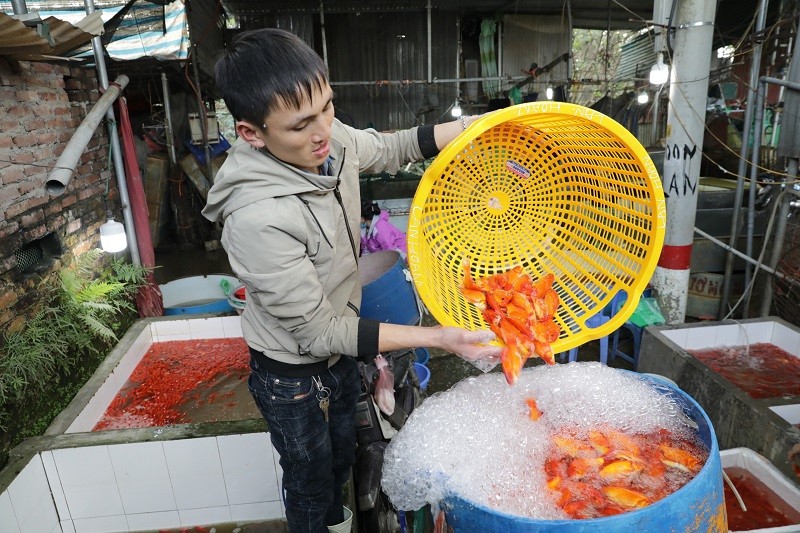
[373,354,396,415]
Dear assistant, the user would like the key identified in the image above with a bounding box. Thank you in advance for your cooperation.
[319,396,330,423]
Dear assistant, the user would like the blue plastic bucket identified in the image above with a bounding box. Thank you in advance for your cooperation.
[443,373,727,532]
[160,274,240,315]
[414,363,430,390]
[359,250,420,325]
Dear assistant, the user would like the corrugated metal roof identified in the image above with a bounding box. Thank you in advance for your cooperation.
[0,10,101,58]
[616,29,658,80]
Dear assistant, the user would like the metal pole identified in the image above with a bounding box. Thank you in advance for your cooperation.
[651,0,718,324]
[742,77,768,316]
[719,0,769,318]
[319,0,329,71]
[84,0,140,265]
[760,158,798,315]
[10,0,27,14]
[161,72,178,167]
[191,46,213,181]
[426,0,432,84]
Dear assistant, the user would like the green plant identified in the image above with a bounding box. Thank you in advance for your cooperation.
[0,250,150,430]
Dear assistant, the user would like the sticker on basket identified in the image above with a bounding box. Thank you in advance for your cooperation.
[505,159,531,179]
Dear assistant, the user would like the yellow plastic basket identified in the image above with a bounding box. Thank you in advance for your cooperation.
[407,102,666,354]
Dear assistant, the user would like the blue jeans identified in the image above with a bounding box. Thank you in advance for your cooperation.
[248,355,360,533]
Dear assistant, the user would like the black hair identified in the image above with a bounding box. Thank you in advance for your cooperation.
[214,28,329,125]
[361,200,380,219]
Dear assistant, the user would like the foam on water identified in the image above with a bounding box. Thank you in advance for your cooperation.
[381,362,698,519]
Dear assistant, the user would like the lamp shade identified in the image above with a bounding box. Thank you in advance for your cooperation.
[451,100,463,117]
[100,218,127,253]
[649,53,669,85]
[637,91,649,104]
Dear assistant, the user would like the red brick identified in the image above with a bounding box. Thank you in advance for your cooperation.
[36,132,57,144]
[21,209,44,226]
[14,90,38,101]
[0,221,20,240]
[1,169,24,184]
[65,218,81,233]
[7,106,28,117]
[0,183,19,206]
[31,62,55,74]
[0,137,12,149]
[12,133,38,147]
[18,180,37,195]
[23,119,46,132]
[13,153,34,164]
[0,288,18,309]
[5,194,47,218]
[61,194,77,208]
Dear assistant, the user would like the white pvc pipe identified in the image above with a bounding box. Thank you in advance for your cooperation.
[45,75,129,195]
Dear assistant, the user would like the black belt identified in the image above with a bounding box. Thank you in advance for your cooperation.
[248,347,335,377]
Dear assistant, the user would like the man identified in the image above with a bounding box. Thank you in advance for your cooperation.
[203,28,499,532]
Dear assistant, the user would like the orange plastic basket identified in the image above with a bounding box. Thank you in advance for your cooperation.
[407,102,665,353]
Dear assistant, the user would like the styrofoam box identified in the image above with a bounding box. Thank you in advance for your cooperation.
[771,405,800,426]
[721,448,800,532]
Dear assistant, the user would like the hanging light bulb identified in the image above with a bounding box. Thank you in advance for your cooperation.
[451,99,462,118]
[100,217,127,253]
[546,86,554,100]
[637,90,649,104]
[649,52,669,85]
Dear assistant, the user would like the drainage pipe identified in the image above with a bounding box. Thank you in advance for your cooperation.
[426,0,432,83]
[45,75,129,196]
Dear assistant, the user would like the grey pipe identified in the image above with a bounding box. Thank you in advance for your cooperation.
[46,75,129,195]
[161,72,178,166]
[742,77,768,317]
[84,0,140,265]
[759,158,799,315]
[719,0,769,318]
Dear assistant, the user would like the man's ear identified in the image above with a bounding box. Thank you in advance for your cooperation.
[235,120,266,148]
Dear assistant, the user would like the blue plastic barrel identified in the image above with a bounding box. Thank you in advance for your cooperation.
[443,373,727,532]
[358,250,420,325]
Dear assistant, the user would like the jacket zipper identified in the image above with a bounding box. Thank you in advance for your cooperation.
[298,149,361,316]
[330,149,362,317]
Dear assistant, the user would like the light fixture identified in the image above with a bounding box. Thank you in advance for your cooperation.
[546,86,554,100]
[450,99,462,118]
[637,90,649,104]
[649,52,669,85]
[100,217,127,253]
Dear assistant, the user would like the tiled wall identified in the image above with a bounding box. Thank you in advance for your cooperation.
[67,316,244,433]
[1,316,285,532]
[0,433,284,533]
[659,320,800,355]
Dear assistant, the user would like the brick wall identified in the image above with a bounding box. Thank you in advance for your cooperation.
[0,58,121,332]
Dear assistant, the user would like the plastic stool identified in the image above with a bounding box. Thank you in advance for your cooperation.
[610,322,644,369]
[609,289,659,370]
[557,311,612,364]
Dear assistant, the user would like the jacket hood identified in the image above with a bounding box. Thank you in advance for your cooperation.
[202,136,343,222]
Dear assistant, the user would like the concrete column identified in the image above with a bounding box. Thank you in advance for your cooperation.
[651,0,718,323]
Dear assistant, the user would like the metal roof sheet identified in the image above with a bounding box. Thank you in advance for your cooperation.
[0,10,101,58]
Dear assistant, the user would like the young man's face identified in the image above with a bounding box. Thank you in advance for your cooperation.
[237,82,335,173]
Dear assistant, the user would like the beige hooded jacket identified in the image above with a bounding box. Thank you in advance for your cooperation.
[202,119,425,367]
